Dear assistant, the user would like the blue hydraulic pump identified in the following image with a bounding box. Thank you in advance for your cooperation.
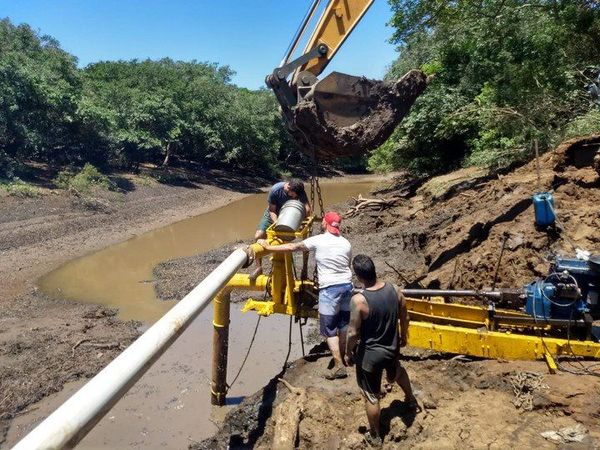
[525,256,600,320]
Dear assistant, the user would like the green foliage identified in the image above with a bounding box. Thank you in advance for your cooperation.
[0,149,15,179]
[0,19,82,163]
[81,59,285,174]
[0,18,293,177]
[54,163,111,193]
[1,178,41,197]
[370,81,476,176]
[372,0,600,175]
[564,110,600,138]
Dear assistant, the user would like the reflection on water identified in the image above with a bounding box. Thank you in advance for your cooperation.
[38,181,375,322]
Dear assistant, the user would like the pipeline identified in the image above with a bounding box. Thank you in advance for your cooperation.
[13,247,254,450]
[401,289,505,299]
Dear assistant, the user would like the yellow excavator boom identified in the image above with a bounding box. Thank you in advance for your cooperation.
[293,0,374,80]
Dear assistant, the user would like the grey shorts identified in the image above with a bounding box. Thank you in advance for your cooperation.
[257,208,273,232]
[356,357,399,404]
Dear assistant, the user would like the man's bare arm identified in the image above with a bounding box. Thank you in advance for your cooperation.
[256,239,308,253]
[304,201,312,216]
[345,294,367,365]
[268,203,278,222]
[395,285,409,347]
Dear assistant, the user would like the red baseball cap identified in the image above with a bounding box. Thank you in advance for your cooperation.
[324,211,342,235]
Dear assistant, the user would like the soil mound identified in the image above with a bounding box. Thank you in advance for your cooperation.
[343,134,600,292]
[293,70,429,160]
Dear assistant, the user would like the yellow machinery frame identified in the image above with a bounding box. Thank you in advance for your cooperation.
[211,217,600,404]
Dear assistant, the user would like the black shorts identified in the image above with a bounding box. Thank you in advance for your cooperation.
[356,358,399,404]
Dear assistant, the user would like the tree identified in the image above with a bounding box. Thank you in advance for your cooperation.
[0,19,82,164]
[371,0,600,175]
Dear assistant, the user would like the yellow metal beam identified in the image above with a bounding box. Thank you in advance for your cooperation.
[408,321,600,360]
[406,298,527,322]
[298,0,374,77]
[242,298,318,319]
[544,352,558,374]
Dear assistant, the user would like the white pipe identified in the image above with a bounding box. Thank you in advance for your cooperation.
[13,248,249,450]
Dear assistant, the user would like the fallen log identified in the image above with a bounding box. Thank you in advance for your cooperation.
[272,378,308,450]
[343,194,404,218]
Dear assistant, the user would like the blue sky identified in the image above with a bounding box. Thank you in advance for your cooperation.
[1,0,399,89]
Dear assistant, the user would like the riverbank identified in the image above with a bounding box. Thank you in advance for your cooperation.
[0,167,389,446]
[0,166,272,444]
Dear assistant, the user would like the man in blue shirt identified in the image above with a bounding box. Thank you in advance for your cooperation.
[251,179,311,279]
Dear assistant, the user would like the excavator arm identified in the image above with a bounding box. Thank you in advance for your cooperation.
[266,0,429,160]
[293,0,374,80]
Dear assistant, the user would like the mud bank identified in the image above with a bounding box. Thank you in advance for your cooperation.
[196,347,600,449]
[0,168,269,444]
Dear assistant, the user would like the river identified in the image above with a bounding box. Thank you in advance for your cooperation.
[8,180,376,449]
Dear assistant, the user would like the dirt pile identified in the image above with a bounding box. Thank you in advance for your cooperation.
[343,134,600,292]
[195,347,600,449]
[293,70,429,160]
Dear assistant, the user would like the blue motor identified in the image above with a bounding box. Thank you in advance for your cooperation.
[525,256,600,320]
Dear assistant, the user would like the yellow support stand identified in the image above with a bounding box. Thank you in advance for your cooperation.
[240,216,319,319]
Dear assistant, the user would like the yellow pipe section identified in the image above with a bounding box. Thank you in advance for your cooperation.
[227,273,269,291]
[284,253,296,307]
[212,289,231,328]
[247,242,271,261]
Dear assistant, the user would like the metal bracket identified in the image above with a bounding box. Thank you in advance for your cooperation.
[265,44,328,126]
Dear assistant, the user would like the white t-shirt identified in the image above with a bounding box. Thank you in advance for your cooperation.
[303,232,352,288]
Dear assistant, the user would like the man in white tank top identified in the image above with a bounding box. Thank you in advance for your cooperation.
[258,211,352,379]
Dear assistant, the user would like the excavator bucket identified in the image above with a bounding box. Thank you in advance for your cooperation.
[290,69,429,160]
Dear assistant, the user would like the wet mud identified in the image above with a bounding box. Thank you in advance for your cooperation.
[293,70,429,159]
[195,348,600,449]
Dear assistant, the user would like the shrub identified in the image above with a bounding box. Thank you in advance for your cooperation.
[0,150,16,180]
[1,178,41,197]
[54,163,112,193]
[564,110,600,139]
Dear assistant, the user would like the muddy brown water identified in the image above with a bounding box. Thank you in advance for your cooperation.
[7,181,376,449]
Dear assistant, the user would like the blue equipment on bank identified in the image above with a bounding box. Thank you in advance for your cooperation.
[532,192,556,227]
[524,257,600,321]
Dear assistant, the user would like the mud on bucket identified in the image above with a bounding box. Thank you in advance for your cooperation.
[274,199,306,237]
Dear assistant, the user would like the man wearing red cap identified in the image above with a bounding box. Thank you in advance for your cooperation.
[258,211,352,380]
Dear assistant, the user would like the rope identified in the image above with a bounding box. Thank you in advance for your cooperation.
[227,315,262,393]
[282,315,294,371]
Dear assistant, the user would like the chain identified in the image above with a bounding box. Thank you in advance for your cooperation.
[315,177,324,218]
[309,148,324,288]
[510,371,548,411]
